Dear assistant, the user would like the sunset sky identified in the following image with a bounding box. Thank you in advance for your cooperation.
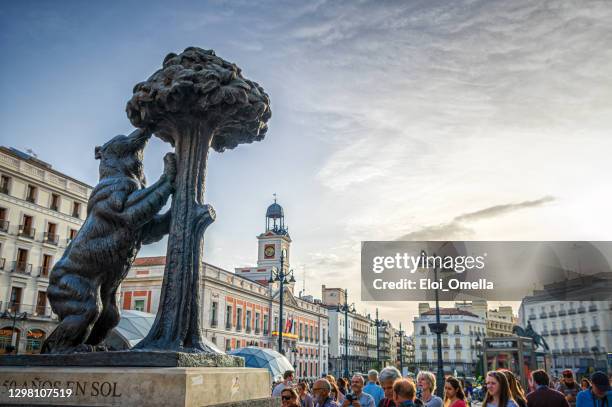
[2,0,612,332]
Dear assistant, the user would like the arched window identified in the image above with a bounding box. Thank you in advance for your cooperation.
[26,329,46,354]
[0,326,20,354]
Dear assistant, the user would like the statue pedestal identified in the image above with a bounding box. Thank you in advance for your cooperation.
[0,366,277,406]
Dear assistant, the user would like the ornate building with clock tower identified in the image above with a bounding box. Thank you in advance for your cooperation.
[235,198,293,288]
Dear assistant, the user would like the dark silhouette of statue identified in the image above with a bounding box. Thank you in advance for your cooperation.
[126,47,271,352]
[41,129,176,354]
[513,321,550,351]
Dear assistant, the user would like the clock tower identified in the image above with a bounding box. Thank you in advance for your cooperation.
[235,196,292,285]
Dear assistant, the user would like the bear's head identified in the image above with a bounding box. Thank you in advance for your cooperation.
[95,129,151,186]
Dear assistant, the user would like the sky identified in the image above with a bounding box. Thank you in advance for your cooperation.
[2,0,612,334]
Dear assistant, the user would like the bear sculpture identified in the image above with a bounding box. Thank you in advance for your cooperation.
[41,128,175,353]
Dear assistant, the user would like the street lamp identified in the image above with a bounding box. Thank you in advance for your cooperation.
[373,308,384,370]
[338,289,355,378]
[395,323,405,375]
[1,303,28,354]
[268,248,295,354]
[475,335,483,378]
[422,249,447,398]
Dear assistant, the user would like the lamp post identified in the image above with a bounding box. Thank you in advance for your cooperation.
[395,323,405,375]
[268,249,295,354]
[373,308,383,370]
[338,289,355,378]
[475,335,483,378]
[1,303,28,354]
[422,249,447,398]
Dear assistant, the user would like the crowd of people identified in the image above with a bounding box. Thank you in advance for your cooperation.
[271,368,612,407]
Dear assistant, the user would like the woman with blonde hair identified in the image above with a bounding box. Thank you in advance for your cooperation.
[500,370,527,407]
[483,371,518,407]
[417,371,443,407]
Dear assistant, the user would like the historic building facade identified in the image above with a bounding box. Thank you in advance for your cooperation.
[121,200,329,379]
[519,297,612,376]
[413,303,487,376]
[0,147,91,354]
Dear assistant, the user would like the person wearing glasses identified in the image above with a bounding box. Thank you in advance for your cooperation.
[282,388,300,407]
[313,379,340,407]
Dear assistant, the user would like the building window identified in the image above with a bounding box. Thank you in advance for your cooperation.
[25,329,45,354]
[236,308,243,331]
[68,228,78,245]
[0,175,10,195]
[50,193,60,211]
[134,299,145,312]
[19,215,35,239]
[15,248,30,274]
[211,301,218,327]
[246,310,252,332]
[9,286,23,312]
[36,291,47,315]
[299,323,303,340]
[0,207,7,233]
[225,339,231,352]
[40,254,52,277]
[263,314,269,335]
[255,313,260,333]
[25,185,37,204]
[225,305,232,329]
[72,202,81,218]
[45,222,58,245]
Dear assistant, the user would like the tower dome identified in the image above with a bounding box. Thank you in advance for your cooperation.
[266,195,288,235]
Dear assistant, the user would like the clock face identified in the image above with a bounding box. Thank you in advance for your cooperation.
[264,245,275,258]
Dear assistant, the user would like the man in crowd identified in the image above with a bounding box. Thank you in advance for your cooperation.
[576,372,612,407]
[364,370,385,407]
[526,369,570,407]
[379,367,403,407]
[313,379,340,407]
[342,375,376,407]
[273,370,296,397]
[393,379,417,407]
[557,369,579,407]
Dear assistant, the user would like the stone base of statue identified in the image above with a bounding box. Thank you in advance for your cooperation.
[0,364,277,406]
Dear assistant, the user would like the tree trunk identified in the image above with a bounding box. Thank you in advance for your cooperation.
[135,122,217,352]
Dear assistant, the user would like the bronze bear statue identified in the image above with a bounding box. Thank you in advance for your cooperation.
[42,128,175,354]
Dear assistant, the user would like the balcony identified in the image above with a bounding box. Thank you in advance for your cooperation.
[539,313,547,319]
[210,320,218,328]
[528,314,537,320]
[581,347,589,353]
[11,261,32,275]
[454,344,463,349]
[588,305,597,312]
[568,308,577,315]
[558,310,567,316]
[225,321,232,330]
[579,326,588,333]
[26,196,36,204]
[0,220,8,233]
[18,225,35,239]
[541,329,549,336]
[548,311,557,317]
[255,328,260,335]
[236,324,242,332]
[569,327,578,334]
[591,325,600,332]
[72,210,81,219]
[245,327,251,333]
[43,232,59,245]
[560,328,568,335]
[38,266,51,278]
[577,306,586,313]
[571,348,580,354]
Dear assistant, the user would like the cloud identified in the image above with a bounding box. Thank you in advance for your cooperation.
[397,195,556,241]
